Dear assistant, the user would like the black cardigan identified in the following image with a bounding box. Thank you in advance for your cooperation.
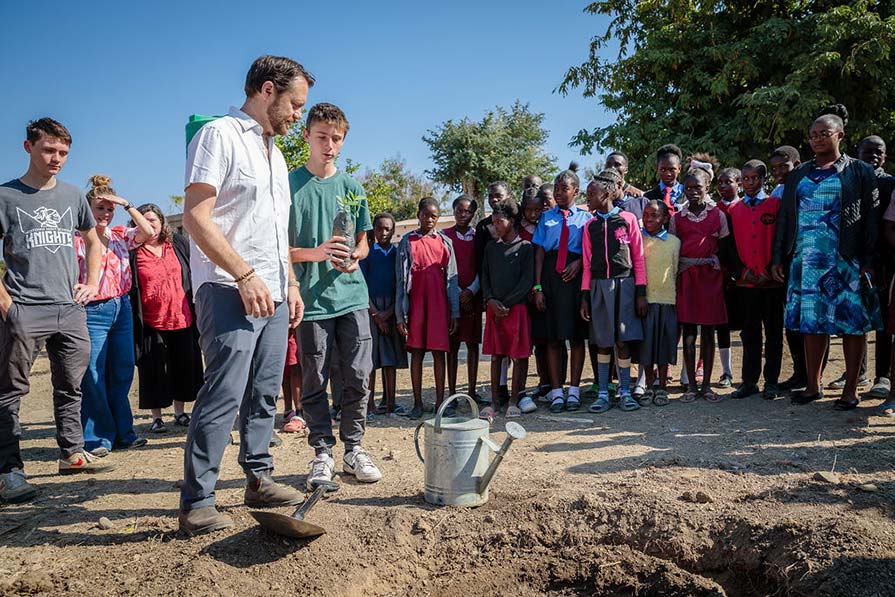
[128,233,196,363]
[771,154,878,268]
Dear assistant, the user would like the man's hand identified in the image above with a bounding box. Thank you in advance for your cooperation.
[0,295,12,321]
[562,259,582,283]
[333,248,361,274]
[535,290,546,312]
[396,322,408,337]
[287,285,304,328]
[239,275,275,318]
[770,264,785,284]
[459,288,474,307]
[316,236,351,263]
[635,296,648,318]
[73,283,98,305]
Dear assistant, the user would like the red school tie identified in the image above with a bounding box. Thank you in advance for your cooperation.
[663,186,675,212]
[555,209,570,274]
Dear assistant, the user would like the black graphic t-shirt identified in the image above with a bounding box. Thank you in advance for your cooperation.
[0,179,96,304]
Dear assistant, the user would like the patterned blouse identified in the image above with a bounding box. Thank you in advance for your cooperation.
[75,225,139,301]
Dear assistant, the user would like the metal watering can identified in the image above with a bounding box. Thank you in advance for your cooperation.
[413,394,527,507]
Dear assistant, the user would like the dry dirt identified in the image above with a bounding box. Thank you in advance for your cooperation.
[2,337,895,596]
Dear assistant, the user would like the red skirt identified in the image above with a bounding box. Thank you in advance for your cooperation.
[407,268,450,352]
[483,303,532,359]
[677,265,727,325]
[285,332,299,370]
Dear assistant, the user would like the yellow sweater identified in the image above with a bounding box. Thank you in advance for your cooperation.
[643,233,680,305]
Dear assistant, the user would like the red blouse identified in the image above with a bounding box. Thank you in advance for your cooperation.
[135,242,192,331]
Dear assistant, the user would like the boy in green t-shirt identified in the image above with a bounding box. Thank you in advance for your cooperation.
[288,103,380,488]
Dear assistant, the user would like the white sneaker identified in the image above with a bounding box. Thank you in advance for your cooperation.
[1,468,38,503]
[518,396,538,413]
[306,453,335,491]
[343,446,382,483]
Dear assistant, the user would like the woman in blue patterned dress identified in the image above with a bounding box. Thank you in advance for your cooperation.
[771,107,881,409]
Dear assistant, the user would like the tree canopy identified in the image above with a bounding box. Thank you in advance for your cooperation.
[559,0,895,184]
[359,156,439,221]
[423,101,556,199]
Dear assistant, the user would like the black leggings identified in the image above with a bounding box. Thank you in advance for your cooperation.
[716,324,730,350]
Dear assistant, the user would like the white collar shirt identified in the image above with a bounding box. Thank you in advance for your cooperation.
[184,107,291,301]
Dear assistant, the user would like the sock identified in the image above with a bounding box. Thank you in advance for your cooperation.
[617,357,632,394]
[635,367,646,392]
[568,386,580,401]
[720,348,732,377]
[681,367,689,386]
[597,353,612,393]
[500,360,509,385]
[549,388,564,401]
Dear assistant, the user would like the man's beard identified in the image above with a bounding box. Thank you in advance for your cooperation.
[267,103,291,136]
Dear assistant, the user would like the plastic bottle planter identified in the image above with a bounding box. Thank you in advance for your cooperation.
[332,192,365,269]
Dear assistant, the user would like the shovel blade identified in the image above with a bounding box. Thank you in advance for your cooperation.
[249,511,327,539]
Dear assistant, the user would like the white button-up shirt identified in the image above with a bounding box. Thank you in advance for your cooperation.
[184,107,290,301]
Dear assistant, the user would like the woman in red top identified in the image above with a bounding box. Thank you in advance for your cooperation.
[128,204,204,433]
[443,195,481,401]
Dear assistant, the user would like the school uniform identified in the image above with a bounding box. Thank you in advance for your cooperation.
[360,243,407,370]
[669,204,730,325]
[725,192,784,386]
[639,229,680,366]
[644,181,686,213]
[443,226,482,345]
[532,204,592,341]
[615,194,650,226]
[580,208,646,347]
[482,237,534,359]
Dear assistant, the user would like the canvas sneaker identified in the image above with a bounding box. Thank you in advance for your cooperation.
[58,450,116,475]
[306,453,336,491]
[0,468,38,503]
[343,447,382,483]
[518,395,538,413]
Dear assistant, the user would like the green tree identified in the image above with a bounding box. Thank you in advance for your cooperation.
[559,0,895,184]
[359,156,437,221]
[422,101,556,199]
[276,122,310,171]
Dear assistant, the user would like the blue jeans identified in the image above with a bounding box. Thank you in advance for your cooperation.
[81,295,138,451]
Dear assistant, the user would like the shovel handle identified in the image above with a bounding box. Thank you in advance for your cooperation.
[413,422,425,463]
[293,483,328,520]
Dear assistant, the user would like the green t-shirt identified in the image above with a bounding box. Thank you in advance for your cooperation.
[288,167,372,321]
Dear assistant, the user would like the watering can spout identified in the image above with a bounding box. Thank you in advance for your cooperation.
[477,422,527,494]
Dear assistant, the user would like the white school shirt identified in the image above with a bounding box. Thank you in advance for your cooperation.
[184,107,291,302]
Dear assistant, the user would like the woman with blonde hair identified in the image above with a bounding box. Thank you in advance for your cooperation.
[75,175,154,455]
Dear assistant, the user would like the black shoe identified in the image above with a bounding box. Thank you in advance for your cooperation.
[730,384,760,399]
[762,383,781,400]
[779,376,808,392]
[791,391,823,405]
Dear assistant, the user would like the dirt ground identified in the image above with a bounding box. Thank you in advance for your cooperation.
[2,337,895,596]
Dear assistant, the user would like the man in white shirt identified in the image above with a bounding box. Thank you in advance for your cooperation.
[179,55,312,535]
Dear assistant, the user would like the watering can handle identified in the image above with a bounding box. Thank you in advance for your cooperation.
[413,422,425,463]
[434,393,479,433]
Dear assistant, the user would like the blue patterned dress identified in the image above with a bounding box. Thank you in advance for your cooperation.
[784,167,880,334]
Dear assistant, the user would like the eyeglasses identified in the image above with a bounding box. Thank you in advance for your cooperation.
[808,130,837,141]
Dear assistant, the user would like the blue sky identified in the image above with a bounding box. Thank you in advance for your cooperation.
[0,0,614,218]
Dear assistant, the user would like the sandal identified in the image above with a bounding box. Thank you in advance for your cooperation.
[833,398,859,411]
[588,393,612,413]
[389,405,411,417]
[566,395,581,411]
[409,406,424,420]
[149,418,167,433]
[374,400,389,415]
[653,390,670,407]
[174,413,190,427]
[701,389,724,403]
[549,396,566,413]
[479,406,496,422]
[680,391,698,403]
[506,405,522,418]
[638,390,654,406]
[619,393,641,412]
[282,414,307,433]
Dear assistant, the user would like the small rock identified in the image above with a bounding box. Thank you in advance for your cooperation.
[483,514,495,524]
[86,478,97,486]
[97,517,115,530]
[411,519,432,535]
[813,471,841,484]
[383,450,398,461]
[857,483,878,493]
[681,490,714,504]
